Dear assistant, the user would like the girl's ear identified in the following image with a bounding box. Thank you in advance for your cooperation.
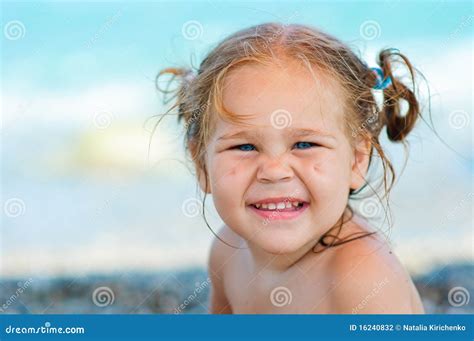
[196,166,211,194]
[349,137,371,191]
[189,141,212,194]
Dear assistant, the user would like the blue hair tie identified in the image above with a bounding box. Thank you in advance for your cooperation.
[370,67,392,90]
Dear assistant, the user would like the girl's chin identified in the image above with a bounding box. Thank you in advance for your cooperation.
[253,236,311,255]
[240,221,319,254]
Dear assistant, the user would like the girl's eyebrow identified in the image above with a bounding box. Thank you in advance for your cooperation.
[290,128,337,141]
[217,130,260,141]
[217,128,337,141]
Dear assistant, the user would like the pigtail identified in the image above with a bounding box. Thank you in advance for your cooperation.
[376,48,421,142]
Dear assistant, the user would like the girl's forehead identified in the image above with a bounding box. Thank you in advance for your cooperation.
[218,61,346,134]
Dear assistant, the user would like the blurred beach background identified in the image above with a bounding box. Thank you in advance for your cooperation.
[1,0,472,314]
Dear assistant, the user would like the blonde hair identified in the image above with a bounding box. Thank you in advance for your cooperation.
[155,22,424,251]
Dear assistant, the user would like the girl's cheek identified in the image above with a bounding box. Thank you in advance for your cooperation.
[299,153,344,187]
[215,153,254,170]
[296,153,330,175]
[210,154,255,182]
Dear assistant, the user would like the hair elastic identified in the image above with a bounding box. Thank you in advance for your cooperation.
[371,67,392,90]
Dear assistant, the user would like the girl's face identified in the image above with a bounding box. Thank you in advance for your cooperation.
[200,60,370,255]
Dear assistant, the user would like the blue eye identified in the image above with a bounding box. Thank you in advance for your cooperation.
[294,141,317,149]
[234,144,256,152]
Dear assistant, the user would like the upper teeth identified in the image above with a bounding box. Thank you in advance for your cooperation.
[254,201,302,210]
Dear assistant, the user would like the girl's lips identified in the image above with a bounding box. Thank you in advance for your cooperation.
[248,202,309,221]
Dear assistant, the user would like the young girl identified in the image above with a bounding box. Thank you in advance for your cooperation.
[158,23,425,314]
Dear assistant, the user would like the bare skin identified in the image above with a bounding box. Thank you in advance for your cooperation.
[208,213,425,314]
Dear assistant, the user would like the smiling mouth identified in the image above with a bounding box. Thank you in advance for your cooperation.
[247,197,309,212]
[250,201,305,211]
[247,199,309,221]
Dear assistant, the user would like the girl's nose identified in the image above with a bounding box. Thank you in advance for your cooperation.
[256,155,294,183]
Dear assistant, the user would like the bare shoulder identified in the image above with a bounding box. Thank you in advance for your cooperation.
[322,217,424,314]
[208,224,243,274]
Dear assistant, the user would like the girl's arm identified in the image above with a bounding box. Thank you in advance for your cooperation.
[208,235,233,314]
